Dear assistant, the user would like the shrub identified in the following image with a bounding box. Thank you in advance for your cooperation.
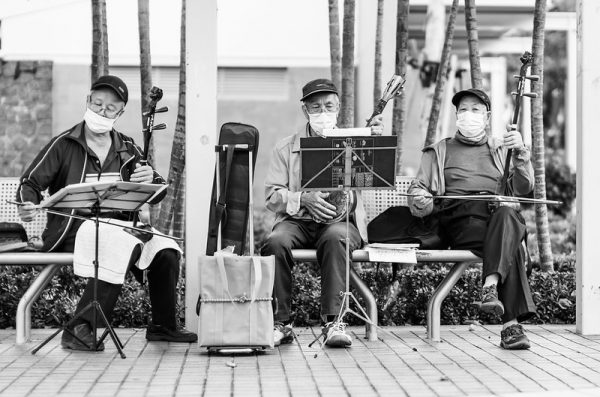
[544,149,576,216]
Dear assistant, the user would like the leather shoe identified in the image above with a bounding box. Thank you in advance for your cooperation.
[61,323,105,351]
[146,324,198,343]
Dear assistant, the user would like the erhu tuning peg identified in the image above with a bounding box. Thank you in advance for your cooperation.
[523,93,538,98]
[155,106,169,113]
[152,123,167,130]
[526,75,540,81]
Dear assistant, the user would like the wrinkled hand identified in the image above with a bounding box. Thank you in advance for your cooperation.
[131,163,154,183]
[411,194,433,212]
[367,114,384,136]
[17,201,38,222]
[492,195,520,211]
[301,191,337,222]
[503,125,525,151]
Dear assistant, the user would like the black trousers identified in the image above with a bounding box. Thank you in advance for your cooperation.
[261,218,362,323]
[438,200,536,323]
[58,232,180,330]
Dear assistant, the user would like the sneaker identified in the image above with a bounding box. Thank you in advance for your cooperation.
[146,324,198,343]
[323,321,352,348]
[61,323,105,351]
[273,322,294,346]
[500,323,530,350]
[479,285,505,316]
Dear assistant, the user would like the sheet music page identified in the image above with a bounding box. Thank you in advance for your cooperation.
[364,243,418,263]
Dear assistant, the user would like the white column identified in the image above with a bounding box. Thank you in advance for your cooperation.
[576,0,600,335]
[185,0,218,332]
[565,26,577,171]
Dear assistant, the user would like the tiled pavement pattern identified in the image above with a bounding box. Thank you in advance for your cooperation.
[0,325,599,397]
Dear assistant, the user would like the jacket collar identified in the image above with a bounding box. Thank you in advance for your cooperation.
[66,121,129,153]
[292,123,312,153]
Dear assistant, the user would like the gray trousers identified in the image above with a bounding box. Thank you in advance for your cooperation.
[261,218,362,323]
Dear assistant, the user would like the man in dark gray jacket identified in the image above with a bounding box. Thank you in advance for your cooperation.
[17,75,196,350]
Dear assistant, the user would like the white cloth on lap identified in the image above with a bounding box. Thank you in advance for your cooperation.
[73,219,182,284]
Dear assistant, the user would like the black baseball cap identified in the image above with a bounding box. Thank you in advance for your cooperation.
[91,75,129,104]
[300,78,338,101]
[451,88,490,111]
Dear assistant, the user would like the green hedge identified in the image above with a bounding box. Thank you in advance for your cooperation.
[0,262,574,329]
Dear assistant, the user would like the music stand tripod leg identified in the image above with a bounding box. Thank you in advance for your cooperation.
[32,205,127,358]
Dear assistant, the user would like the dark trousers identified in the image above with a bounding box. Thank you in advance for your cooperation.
[261,218,362,323]
[59,233,180,330]
[438,200,536,323]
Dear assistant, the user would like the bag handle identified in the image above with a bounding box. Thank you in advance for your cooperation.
[215,254,263,303]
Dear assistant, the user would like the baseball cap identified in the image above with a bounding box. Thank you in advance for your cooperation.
[91,75,129,104]
[451,88,490,111]
[300,78,338,101]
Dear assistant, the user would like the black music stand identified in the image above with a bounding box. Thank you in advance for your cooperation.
[31,181,167,359]
[299,136,396,347]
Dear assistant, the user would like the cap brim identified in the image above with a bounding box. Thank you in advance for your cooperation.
[300,89,338,102]
[92,83,127,103]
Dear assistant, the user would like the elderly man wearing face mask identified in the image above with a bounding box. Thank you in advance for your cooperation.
[408,88,536,350]
[262,78,383,348]
[16,75,197,350]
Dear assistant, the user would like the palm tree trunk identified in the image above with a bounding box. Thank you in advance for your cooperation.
[91,0,109,81]
[392,0,410,175]
[340,0,356,128]
[373,0,384,108]
[531,0,553,271]
[425,0,459,147]
[464,0,483,89]
[328,0,342,91]
[156,0,186,236]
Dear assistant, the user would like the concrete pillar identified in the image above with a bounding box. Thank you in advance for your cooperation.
[576,0,600,335]
[185,0,218,332]
[565,26,577,171]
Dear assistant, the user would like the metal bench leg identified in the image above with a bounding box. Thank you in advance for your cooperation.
[16,264,63,344]
[350,267,378,341]
[426,261,471,342]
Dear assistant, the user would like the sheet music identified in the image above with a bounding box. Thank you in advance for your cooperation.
[364,243,418,263]
[322,127,372,137]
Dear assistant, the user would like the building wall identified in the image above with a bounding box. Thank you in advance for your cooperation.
[0,60,53,177]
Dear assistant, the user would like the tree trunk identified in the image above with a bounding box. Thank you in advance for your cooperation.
[91,0,109,81]
[340,0,356,128]
[156,0,186,236]
[328,0,342,91]
[531,0,553,271]
[464,0,483,89]
[425,0,459,147]
[138,0,159,223]
[392,0,410,175]
[373,0,384,108]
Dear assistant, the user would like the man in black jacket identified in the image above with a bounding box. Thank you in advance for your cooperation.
[17,75,196,350]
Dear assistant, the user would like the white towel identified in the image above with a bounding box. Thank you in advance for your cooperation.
[73,219,182,284]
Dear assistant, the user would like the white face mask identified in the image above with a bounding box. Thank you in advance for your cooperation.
[456,111,487,141]
[308,112,338,135]
[84,107,118,134]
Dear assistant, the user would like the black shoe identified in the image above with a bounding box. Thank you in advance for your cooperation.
[500,324,531,350]
[61,323,105,351]
[479,285,505,316]
[146,324,198,343]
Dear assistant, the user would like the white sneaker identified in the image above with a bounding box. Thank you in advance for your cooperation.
[273,322,294,346]
[323,321,352,347]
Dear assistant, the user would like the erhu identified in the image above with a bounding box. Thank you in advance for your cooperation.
[141,86,168,165]
[493,51,539,210]
[318,75,406,224]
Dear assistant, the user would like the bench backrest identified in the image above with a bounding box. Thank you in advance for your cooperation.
[0,177,47,239]
[362,176,414,223]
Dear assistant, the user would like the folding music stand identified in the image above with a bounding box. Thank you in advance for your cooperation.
[31,181,167,359]
[299,136,396,347]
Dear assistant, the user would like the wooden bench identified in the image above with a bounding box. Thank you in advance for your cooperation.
[0,177,74,344]
[291,176,481,342]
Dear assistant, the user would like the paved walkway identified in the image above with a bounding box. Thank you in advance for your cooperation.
[0,325,599,397]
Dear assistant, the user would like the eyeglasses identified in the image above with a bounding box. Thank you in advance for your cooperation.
[304,103,340,114]
[88,101,123,119]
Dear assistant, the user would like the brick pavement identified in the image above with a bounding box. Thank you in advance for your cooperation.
[0,325,599,396]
